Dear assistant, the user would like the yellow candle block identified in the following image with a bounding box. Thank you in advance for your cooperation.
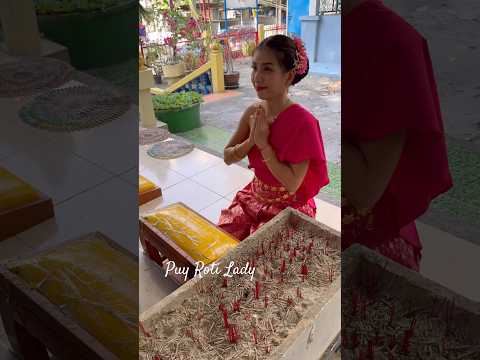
[139,175,156,194]
[0,167,41,213]
[8,234,138,360]
[143,203,238,264]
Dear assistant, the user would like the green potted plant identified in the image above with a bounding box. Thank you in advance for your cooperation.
[221,38,240,89]
[152,91,203,133]
[34,0,137,69]
[161,6,186,78]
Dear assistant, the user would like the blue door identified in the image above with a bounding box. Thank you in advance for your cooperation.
[287,0,310,36]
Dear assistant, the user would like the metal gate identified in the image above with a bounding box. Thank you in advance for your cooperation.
[318,0,341,15]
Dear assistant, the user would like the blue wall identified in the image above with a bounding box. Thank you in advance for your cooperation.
[300,15,340,64]
[287,0,309,36]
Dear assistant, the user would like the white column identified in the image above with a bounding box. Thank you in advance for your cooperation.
[139,69,157,128]
[309,0,320,16]
[0,0,41,56]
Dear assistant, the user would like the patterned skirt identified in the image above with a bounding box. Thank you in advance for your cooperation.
[218,177,316,241]
[342,199,422,271]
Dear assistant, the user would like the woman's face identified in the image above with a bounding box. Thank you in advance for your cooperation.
[251,48,294,100]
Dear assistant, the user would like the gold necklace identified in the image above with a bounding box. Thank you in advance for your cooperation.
[268,100,294,120]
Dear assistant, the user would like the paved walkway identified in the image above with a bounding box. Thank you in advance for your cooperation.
[383,0,480,245]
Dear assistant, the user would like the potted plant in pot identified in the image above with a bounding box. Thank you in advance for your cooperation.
[161,6,186,78]
[152,91,203,133]
[221,38,240,89]
[152,61,163,84]
[34,0,137,69]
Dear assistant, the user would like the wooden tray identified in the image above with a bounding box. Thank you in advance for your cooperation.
[0,192,54,241]
[342,244,480,358]
[139,202,237,285]
[140,207,341,360]
[139,186,162,206]
[0,232,138,360]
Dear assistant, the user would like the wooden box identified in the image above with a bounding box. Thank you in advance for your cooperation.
[140,207,341,360]
[139,202,238,285]
[138,175,162,206]
[0,167,54,240]
[0,232,138,360]
[342,244,480,359]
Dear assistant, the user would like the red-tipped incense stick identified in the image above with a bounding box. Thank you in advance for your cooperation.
[255,281,261,299]
[139,322,151,337]
[222,307,229,328]
[296,287,302,299]
[228,324,238,343]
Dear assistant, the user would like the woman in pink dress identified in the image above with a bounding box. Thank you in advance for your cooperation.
[342,0,453,271]
[217,35,329,241]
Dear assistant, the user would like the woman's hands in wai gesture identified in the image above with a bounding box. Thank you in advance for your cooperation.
[249,105,274,150]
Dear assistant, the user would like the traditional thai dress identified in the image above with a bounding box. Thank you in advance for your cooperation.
[342,0,453,271]
[218,104,329,241]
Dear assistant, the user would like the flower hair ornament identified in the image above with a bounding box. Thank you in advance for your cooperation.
[292,36,308,75]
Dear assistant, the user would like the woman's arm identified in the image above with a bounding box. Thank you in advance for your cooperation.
[260,145,310,194]
[342,131,406,211]
[223,104,258,165]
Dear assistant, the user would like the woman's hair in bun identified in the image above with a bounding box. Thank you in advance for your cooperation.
[254,34,309,86]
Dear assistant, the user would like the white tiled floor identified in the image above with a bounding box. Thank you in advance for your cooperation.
[0,78,139,357]
[41,107,139,175]
[14,177,139,255]
[191,161,254,197]
[142,178,222,213]
[139,147,223,178]
[199,198,232,223]
[418,221,480,302]
[0,145,114,205]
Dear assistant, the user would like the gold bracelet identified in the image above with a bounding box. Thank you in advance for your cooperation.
[262,157,273,163]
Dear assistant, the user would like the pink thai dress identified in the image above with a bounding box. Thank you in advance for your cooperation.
[218,104,329,241]
[342,0,453,271]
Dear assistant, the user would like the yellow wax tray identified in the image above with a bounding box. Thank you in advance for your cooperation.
[0,167,41,213]
[139,175,156,194]
[7,233,138,360]
[143,203,238,264]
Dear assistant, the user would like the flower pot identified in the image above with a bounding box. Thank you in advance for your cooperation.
[153,74,163,84]
[162,62,185,79]
[224,71,240,89]
[154,103,201,133]
[36,1,137,69]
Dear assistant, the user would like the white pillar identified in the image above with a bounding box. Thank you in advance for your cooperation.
[139,69,157,128]
[0,0,41,56]
[309,0,320,16]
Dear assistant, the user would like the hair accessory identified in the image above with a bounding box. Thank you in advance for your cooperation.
[292,37,308,75]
